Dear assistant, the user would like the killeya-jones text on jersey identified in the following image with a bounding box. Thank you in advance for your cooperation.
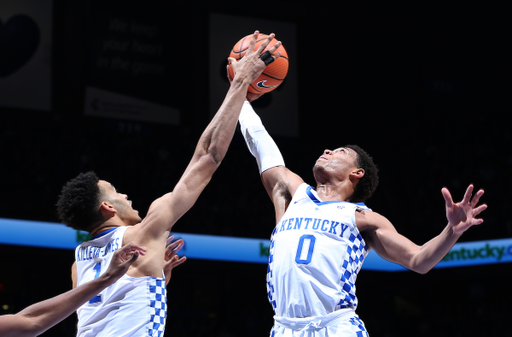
[76,237,120,262]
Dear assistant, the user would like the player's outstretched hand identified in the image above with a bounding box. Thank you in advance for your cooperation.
[227,30,281,86]
[164,235,187,285]
[442,184,487,234]
[103,243,147,285]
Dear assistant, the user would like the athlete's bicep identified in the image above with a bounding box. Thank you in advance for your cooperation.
[359,212,420,268]
[262,167,303,222]
[262,167,303,198]
[138,156,217,239]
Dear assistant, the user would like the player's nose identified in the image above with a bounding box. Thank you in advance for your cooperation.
[324,149,332,155]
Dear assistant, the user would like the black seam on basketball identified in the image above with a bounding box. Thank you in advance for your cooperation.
[261,72,285,81]
[250,83,263,93]
[239,36,247,53]
[237,36,250,54]
[231,50,242,60]
[241,37,270,53]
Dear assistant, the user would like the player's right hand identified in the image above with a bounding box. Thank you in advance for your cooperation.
[228,31,281,85]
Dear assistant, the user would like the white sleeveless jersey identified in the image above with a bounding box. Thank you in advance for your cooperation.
[75,226,167,337]
[267,183,370,318]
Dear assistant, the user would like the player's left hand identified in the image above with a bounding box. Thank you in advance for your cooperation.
[164,235,187,285]
[442,184,487,234]
[104,243,147,284]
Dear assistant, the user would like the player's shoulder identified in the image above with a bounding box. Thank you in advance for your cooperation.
[355,209,391,231]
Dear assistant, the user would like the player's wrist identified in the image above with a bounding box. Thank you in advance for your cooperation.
[229,76,251,94]
[233,72,253,86]
[96,270,120,287]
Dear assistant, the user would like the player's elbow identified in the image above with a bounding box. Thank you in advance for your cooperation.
[408,260,433,274]
[412,266,430,275]
[13,315,46,337]
[205,147,223,167]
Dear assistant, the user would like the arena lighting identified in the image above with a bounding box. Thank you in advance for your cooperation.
[0,218,511,271]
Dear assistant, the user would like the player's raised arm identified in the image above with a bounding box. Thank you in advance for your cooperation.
[361,184,486,274]
[238,100,304,222]
[0,244,145,337]
[141,32,282,237]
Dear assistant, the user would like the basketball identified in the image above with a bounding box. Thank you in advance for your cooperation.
[228,33,289,94]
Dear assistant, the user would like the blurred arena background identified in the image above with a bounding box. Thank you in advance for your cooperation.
[0,1,510,336]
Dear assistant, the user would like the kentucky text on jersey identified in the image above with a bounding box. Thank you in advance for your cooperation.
[76,238,120,262]
[276,217,350,237]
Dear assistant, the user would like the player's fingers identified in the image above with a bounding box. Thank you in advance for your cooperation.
[172,256,187,268]
[267,40,282,54]
[165,240,184,259]
[462,184,474,204]
[472,204,488,217]
[122,242,146,252]
[166,236,183,250]
[118,243,146,261]
[470,189,485,207]
[128,251,140,263]
[256,33,275,54]
[165,255,179,265]
[269,51,281,63]
[248,30,260,53]
[168,239,184,251]
[441,187,454,208]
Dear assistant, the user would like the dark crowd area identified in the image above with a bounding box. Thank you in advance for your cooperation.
[1,1,511,336]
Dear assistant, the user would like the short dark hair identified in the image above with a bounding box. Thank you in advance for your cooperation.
[56,171,103,232]
[345,145,379,203]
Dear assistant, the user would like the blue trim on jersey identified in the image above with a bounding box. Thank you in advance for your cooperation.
[92,227,117,239]
[306,186,366,207]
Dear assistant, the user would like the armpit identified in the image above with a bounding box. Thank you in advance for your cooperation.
[275,181,292,203]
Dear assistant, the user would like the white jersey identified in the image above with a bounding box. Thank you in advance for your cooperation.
[75,226,167,337]
[267,183,370,319]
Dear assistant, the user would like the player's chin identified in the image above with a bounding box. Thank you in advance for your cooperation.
[132,212,142,223]
[312,162,323,171]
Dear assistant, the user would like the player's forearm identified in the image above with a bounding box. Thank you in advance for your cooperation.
[15,274,113,336]
[194,77,250,165]
[238,100,285,174]
[410,224,462,273]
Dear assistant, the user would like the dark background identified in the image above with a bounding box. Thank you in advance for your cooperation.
[1,1,511,336]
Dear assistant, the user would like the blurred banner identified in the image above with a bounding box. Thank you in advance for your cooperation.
[2,218,512,270]
[83,0,179,124]
[0,0,52,111]
[208,13,299,137]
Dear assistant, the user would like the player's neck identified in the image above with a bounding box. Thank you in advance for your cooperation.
[315,181,354,202]
[90,217,129,237]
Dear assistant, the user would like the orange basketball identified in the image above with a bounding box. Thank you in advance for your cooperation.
[228,33,289,94]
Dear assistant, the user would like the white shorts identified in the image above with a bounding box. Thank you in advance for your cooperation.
[270,309,369,337]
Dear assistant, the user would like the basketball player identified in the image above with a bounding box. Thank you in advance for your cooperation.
[238,101,487,336]
[0,238,184,337]
[56,31,281,336]
[0,243,145,337]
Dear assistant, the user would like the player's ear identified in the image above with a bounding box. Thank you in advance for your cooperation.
[351,168,365,179]
[99,201,117,218]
